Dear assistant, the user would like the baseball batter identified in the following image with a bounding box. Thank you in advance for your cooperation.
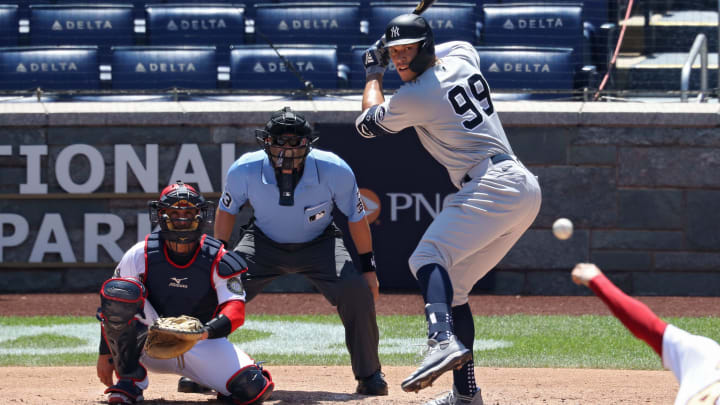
[357,14,542,404]
[96,182,273,405]
[572,263,720,405]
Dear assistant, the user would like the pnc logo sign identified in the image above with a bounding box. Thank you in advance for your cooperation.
[359,188,380,224]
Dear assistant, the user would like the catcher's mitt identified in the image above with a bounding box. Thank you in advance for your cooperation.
[144,315,205,359]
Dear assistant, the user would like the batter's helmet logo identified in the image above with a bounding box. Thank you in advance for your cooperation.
[359,188,381,224]
[390,25,400,38]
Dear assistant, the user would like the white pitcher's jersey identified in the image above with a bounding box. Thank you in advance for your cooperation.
[356,41,514,189]
[662,324,720,405]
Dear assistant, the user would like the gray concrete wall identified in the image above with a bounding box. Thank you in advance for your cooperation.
[0,100,718,295]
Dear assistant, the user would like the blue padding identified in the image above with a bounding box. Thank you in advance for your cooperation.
[146,4,245,47]
[475,46,574,98]
[253,3,362,49]
[230,44,337,89]
[369,2,478,44]
[0,5,19,47]
[29,5,134,47]
[349,45,403,90]
[0,45,99,90]
[111,46,218,89]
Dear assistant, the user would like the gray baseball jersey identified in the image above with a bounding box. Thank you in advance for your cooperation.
[356,41,514,189]
[356,41,542,306]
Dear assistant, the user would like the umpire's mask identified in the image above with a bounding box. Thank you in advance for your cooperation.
[255,107,318,206]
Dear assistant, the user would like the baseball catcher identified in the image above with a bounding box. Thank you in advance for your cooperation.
[96,181,273,404]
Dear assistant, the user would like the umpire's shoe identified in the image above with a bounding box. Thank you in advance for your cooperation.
[424,385,484,405]
[401,335,472,393]
[177,377,213,394]
[356,370,389,395]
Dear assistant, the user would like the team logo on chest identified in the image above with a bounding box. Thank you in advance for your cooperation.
[169,277,189,288]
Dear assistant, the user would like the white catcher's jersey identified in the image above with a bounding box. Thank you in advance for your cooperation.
[114,240,246,313]
[662,324,720,405]
[356,41,513,189]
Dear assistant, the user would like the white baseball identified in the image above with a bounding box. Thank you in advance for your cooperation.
[552,218,573,240]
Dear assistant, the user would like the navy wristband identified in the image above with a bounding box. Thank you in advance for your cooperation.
[358,252,377,273]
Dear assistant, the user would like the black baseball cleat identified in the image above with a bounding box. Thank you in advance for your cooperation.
[401,335,472,393]
[356,369,389,395]
[177,376,213,394]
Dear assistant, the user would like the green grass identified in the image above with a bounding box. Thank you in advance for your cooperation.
[1,314,719,370]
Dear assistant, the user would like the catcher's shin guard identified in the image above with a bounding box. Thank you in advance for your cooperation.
[100,278,147,380]
[225,364,274,404]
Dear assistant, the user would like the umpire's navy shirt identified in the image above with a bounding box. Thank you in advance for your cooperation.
[219,149,366,243]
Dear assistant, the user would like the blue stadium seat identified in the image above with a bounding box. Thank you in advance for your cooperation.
[145,4,246,57]
[369,2,479,44]
[229,44,339,89]
[475,45,576,100]
[252,2,362,63]
[349,44,402,90]
[0,5,19,47]
[28,5,135,51]
[481,3,591,68]
[0,45,99,90]
[110,46,219,89]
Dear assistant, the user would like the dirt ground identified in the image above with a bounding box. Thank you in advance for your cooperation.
[3,292,715,404]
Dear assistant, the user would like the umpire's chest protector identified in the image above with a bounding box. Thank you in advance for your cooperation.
[143,233,222,322]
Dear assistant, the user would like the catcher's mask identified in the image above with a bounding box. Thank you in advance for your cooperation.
[385,14,435,75]
[255,106,318,206]
[148,180,215,245]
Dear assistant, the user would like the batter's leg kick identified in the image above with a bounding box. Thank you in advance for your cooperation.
[99,278,149,403]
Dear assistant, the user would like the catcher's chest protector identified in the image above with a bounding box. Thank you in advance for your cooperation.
[144,233,223,322]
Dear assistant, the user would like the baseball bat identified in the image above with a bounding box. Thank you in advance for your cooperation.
[413,0,436,15]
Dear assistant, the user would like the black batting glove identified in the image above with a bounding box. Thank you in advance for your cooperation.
[363,35,389,78]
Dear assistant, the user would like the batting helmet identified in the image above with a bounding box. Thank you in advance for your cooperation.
[384,14,435,74]
[255,106,318,169]
[148,181,215,244]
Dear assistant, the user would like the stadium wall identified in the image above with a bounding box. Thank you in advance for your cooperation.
[0,101,718,296]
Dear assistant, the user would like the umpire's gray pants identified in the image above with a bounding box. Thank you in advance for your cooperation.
[234,225,381,380]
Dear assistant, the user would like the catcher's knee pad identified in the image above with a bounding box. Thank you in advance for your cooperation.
[99,278,147,379]
[226,364,274,404]
[100,278,146,324]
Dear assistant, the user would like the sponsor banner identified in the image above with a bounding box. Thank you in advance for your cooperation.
[0,124,473,290]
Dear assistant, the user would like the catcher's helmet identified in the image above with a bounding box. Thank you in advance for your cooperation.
[384,14,435,74]
[255,106,318,169]
[148,180,215,244]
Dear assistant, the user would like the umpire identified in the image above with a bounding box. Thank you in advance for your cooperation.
[214,106,387,395]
